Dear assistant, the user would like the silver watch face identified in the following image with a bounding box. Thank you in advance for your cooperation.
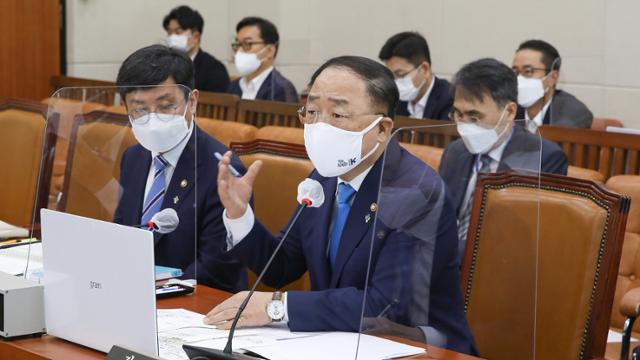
[267,300,285,321]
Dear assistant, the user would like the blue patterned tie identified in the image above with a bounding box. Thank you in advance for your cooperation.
[140,156,168,226]
[329,183,356,269]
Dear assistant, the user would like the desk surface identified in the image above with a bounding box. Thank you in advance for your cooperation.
[0,285,480,360]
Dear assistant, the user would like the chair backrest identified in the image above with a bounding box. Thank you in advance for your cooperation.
[237,99,300,128]
[400,143,444,170]
[57,111,136,222]
[591,117,624,131]
[462,172,629,360]
[231,139,313,291]
[393,116,459,147]
[605,175,640,332]
[0,98,58,228]
[255,126,304,145]
[196,117,257,147]
[567,165,606,183]
[49,75,117,106]
[539,125,640,179]
[196,92,240,121]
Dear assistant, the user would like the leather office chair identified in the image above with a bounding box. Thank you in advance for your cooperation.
[603,175,640,360]
[196,117,257,147]
[462,172,629,360]
[57,111,135,222]
[255,126,304,145]
[568,165,606,183]
[231,139,313,291]
[400,143,444,170]
[0,98,58,231]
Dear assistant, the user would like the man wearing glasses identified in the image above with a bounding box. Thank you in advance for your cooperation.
[227,16,298,103]
[113,45,248,292]
[206,56,477,354]
[379,32,453,120]
[512,39,593,132]
[439,58,568,261]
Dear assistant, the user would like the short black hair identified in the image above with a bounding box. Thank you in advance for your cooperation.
[163,5,204,34]
[309,56,399,118]
[236,16,280,55]
[517,39,561,72]
[451,58,517,107]
[116,45,194,100]
[378,32,431,67]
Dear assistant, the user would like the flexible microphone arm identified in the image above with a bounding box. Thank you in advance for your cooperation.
[224,200,310,354]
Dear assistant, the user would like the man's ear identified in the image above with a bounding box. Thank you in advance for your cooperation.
[548,69,560,87]
[420,61,431,75]
[189,89,199,119]
[506,101,518,120]
[377,117,394,142]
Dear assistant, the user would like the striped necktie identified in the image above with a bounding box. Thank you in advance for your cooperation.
[140,155,168,226]
[457,154,493,252]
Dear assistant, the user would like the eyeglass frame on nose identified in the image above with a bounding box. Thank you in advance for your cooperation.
[297,105,387,127]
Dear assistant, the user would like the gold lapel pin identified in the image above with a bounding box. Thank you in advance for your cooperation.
[180,179,188,188]
[365,214,371,223]
[370,203,378,212]
[173,196,179,204]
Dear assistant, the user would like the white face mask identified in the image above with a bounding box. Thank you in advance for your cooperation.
[234,50,263,76]
[517,75,547,108]
[456,107,509,154]
[166,34,189,52]
[304,116,383,177]
[131,112,191,153]
[395,68,425,102]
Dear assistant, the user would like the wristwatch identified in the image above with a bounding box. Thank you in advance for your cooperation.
[266,291,285,322]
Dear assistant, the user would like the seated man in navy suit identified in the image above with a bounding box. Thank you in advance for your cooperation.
[439,58,568,261]
[379,32,452,120]
[113,45,247,292]
[227,17,298,103]
[205,56,476,354]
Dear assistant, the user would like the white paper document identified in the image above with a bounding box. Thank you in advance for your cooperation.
[0,242,42,276]
[0,220,29,238]
[607,329,639,343]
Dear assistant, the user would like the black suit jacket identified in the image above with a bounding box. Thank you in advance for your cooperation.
[227,68,298,103]
[395,76,453,120]
[193,50,230,93]
[113,126,247,292]
[439,126,568,215]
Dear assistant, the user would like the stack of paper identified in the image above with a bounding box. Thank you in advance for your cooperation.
[157,309,426,360]
[0,220,29,239]
[0,242,42,277]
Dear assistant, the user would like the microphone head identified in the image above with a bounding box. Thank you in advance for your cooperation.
[150,208,179,234]
[297,178,325,208]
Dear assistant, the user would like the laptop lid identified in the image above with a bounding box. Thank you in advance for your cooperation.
[41,209,158,355]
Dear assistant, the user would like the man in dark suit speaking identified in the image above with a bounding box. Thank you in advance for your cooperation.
[206,56,476,354]
[113,45,247,292]
[439,58,568,261]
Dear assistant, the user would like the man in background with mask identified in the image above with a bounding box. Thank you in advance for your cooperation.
[113,45,247,292]
[205,56,476,354]
[379,32,452,120]
[513,39,593,132]
[227,16,298,103]
[439,58,568,261]
[163,5,230,93]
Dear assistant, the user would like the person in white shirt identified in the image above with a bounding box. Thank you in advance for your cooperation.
[227,17,298,103]
[379,32,453,120]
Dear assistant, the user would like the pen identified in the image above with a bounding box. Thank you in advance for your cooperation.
[377,299,399,318]
[214,152,241,177]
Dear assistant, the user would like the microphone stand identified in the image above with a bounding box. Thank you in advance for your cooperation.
[183,201,311,360]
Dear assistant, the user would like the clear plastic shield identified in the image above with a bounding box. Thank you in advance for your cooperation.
[29,85,221,356]
[357,119,544,359]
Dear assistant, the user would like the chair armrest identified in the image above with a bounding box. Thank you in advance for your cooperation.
[621,288,640,318]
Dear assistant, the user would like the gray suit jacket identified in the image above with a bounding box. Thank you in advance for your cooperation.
[439,126,569,215]
[517,89,593,128]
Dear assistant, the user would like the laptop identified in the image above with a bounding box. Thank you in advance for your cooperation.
[40,209,158,355]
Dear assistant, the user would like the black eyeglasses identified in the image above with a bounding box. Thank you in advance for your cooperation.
[231,41,266,52]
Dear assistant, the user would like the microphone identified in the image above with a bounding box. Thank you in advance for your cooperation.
[183,179,325,360]
[136,208,179,234]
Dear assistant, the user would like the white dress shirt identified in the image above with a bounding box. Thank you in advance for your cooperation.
[238,66,274,100]
[142,123,194,203]
[222,165,373,323]
[407,75,435,119]
[525,98,552,133]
